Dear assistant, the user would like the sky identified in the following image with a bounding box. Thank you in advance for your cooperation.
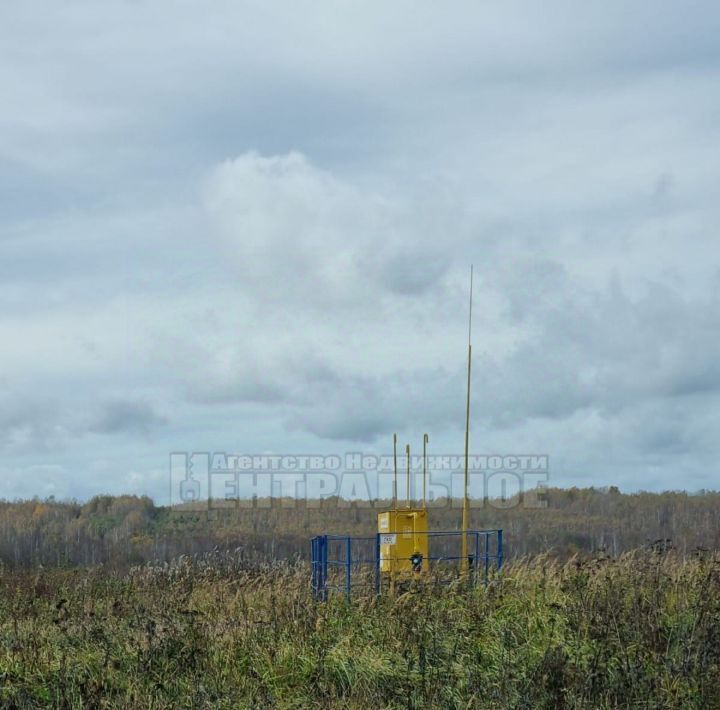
[1,1,719,503]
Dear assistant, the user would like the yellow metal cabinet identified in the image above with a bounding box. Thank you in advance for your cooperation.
[378,509,429,575]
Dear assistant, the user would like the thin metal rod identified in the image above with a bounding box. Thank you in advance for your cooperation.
[406,444,411,508]
[461,265,473,572]
[423,433,428,509]
[374,533,381,596]
[393,433,398,511]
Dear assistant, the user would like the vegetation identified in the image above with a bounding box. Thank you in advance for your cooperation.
[2,489,718,706]
[1,549,719,708]
[1,488,719,569]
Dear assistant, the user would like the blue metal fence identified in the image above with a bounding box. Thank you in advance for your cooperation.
[311,529,503,600]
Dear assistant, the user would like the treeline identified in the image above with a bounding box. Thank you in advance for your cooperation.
[1,487,719,568]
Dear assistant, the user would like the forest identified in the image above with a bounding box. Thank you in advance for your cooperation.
[1,487,718,569]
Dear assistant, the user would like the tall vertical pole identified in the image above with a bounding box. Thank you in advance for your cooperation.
[423,433,428,509]
[393,433,398,511]
[406,444,411,508]
[392,433,398,593]
[461,266,474,573]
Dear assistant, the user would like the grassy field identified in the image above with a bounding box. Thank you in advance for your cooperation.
[1,551,719,709]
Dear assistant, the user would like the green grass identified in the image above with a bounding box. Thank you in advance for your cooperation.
[0,551,719,708]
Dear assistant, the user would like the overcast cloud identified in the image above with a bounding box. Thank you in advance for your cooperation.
[1,1,719,501]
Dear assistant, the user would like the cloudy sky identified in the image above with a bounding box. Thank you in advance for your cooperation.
[2,1,719,502]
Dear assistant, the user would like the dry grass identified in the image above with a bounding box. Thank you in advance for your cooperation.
[1,549,719,708]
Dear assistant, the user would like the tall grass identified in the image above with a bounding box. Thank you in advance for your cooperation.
[0,550,718,708]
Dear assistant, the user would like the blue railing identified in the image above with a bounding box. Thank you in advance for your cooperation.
[311,529,503,600]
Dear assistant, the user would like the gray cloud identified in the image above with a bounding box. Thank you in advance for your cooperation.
[90,399,168,436]
[0,395,67,454]
[1,1,719,500]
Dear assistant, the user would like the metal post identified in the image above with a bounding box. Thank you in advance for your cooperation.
[393,434,398,511]
[423,434,428,509]
[374,533,381,596]
[484,532,490,585]
[320,536,328,601]
[406,444,411,508]
[390,547,396,595]
[318,537,322,592]
[311,537,317,597]
[497,529,504,572]
[345,536,352,601]
[461,266,473,573]
[473,532,480,587]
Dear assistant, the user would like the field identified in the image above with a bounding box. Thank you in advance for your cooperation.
[1,550,719,709]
